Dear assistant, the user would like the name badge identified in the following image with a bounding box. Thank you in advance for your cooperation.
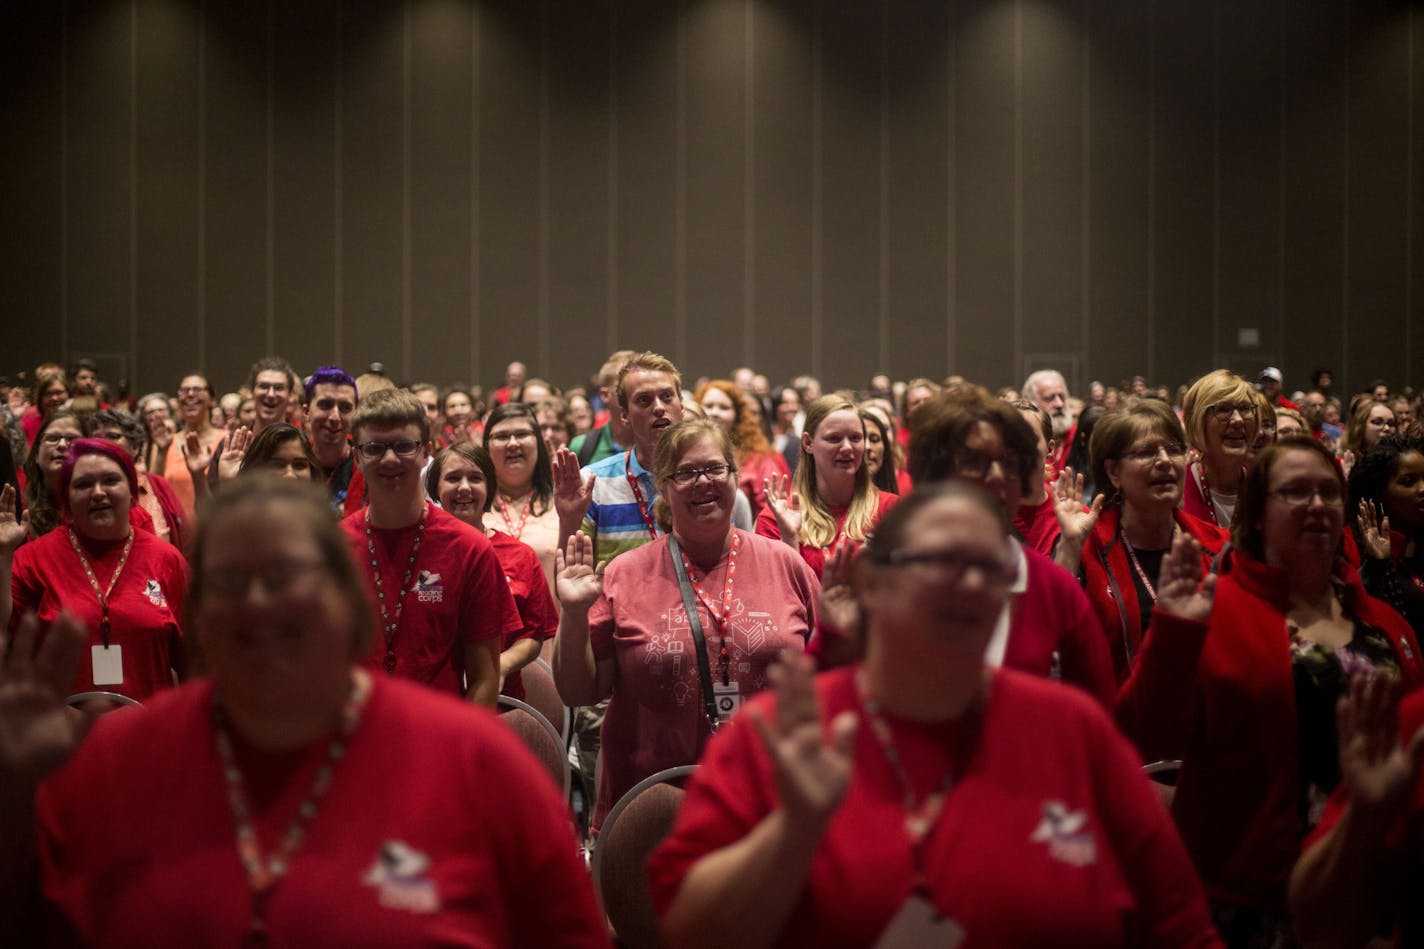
[91,644,124,686]
[872,895,966,949]
[712,680,741,722]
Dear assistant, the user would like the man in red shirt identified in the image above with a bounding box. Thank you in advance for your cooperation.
[302,366,364,517]
[1257,367,1300,411]
[341,388,520,707]
[491,361,527,407]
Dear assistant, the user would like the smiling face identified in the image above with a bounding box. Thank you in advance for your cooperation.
[486,415,539,493]
[436,453,488,529]
[36,417,84,478]
[305,383,357,455]
[443,393,473,428]
[804,408,865,488]
[1258,448,1345,569]
[622,370,684,454]
[699,388,738,434]
[354,422,429,503]
[1383,452,1424,532]
[1363,404,1396,450]
[662,434,736,540]
[66,454,133,542]
[178,375,214,427]
[1204,398,1257,466]
[39,379,69,414]
[253,370,291,429]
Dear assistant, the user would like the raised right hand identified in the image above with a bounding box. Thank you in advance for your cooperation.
[751,652,857,830]
[0,613,91,785]
[1154,533,1215,624]
[555,532,605,609]
[1337,673,1424,826]
[551,448,595,527]
[216,426,253,482]
[0,485,30,555]
[763,474,803,544]
[1356,499,1392,561]
[181,430,212,478]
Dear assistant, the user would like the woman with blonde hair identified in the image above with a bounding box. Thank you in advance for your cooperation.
[1181,370,1259,528]
[756,395,897,579]
[695,379,789,519]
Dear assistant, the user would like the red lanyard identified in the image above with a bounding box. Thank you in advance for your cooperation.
[67,528,134,649]
[854,668,982,890]
[1119,525,1176,604]
[677,531,742,684]
[364,504,427,674]
[495,493,531,541]
[625,452,658,539]
[215,669,371,947]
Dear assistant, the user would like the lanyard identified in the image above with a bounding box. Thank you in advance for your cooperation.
[215,669,371,947]
[495,492,532,541]
[854,668,982,891]
[677,531,742,685]
[624,452,658,540]
[668,535,726,731]
[67,528,134,649]
[1119,525,1176,604]
[364,504,427,674]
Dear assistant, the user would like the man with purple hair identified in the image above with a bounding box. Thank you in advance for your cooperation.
[302,366,364,516]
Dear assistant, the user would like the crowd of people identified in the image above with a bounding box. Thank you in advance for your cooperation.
[2,351,1424,947]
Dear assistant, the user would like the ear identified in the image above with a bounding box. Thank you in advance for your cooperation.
[801,431,813,455]
[1104,459,1122,491]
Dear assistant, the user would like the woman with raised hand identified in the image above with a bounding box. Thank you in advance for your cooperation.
[1350,432,1424,638]
[650,483,1220,949]
[482,402,560,597]
[5,438,188,703]
[696,379,790,519]
[0,476,608,947]
[553,418,818,835]
[1180,370,1260,529]
[1118,437,1423,946]
[756,395,896,580]
[428,442,557,702]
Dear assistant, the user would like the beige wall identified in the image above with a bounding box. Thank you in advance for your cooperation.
[5,0,1422,397]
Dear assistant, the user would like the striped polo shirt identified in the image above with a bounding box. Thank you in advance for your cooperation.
[581,449,664,566]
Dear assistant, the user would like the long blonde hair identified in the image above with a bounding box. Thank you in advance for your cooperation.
[792,395,878,548]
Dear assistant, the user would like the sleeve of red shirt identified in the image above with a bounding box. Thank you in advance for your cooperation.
[1115,612,1210,762]
[9,542,42,630]
[753,503,782,542]
[460,540,523,647]
[587,590,616,663]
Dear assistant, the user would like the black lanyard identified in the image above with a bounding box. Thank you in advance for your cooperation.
[668,534,723,732]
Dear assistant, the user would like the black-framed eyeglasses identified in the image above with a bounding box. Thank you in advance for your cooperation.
[877,548,1016,585]
[357,439,423,460]
[1120,442,1188,463]
[952,451,1020,479]
[670,462,733,487]
[1207,401,1255,420]
[1268,483,1344,507]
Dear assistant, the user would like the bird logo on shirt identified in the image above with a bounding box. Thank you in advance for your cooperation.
[143,579,167,608]
[414,571,443,604]
[362,840,441,913]
[1030,801,1096,867]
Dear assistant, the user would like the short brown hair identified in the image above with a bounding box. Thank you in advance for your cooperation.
[1232,437,1345,561]
[1088,399,1186,500]
[907,386,1038,494]
[615,352,682,411]
[349,387,431,443]
[651,418,736,532]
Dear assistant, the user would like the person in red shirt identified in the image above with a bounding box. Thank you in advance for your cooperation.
[426,442,557,703]
[1012,400,1065,556]
[87,407,189,552]
[341,388,520,707]
[1257,366,1300,412]
[0,476,608,948]
[555,419,819,834]
[906,385,1116,706]
[491,360,527,407]
[650,483,1220,949]
[757,395,898,580]
[5,438,188,703]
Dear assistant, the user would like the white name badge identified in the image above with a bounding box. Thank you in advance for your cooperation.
[712,680,742,722]
[91,644,124,686]
[872,895,966,949]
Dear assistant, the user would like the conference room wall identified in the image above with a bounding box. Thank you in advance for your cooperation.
[4,0,1420,397]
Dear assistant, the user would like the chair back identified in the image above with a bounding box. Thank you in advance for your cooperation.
[67,691,142,714]
[592,765,696,949]
[1142,758,1182,811]
[520,657,570,744]
[498,697,570,799]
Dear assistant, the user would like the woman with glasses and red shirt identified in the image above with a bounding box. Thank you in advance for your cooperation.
[1180,370,1260,529]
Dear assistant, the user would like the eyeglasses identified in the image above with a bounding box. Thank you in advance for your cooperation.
[1120,442,1188,463]
[952,451,1020,479]
[357,439,423,460]
[1366,417,1395,428]
[1207,401,1256,420]
[41,432,80,446]
[1268,483,1344,507]
[670,462,733,487]
[203,560,328,599]
[489,429,537,445]
[177,386,209,396]
[878,548,1016,585]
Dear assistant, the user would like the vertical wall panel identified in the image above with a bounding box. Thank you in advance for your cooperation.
[819,2,883,389]
[749,1,814,386]
[546,0,614,390]
[886,0,951,383]
[953,0,1016,387]
[65,0,133,372]
[135,1,201,392]
[681,0,747,381]
[272,0,339,376]
[4,4,66,380]
[1086,0,1151,389]
[409,0,474,387]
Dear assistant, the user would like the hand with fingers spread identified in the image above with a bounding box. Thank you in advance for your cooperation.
[763,474,803,547]
[216,425,253,482]
[0,485,30,555]
[551,448,595,531]
[0,612,91,784]
[1337,673,1424,825]
[181,430,213,480]
[1356,499,1392,561]
[1051,466,1104,551]
[1154,533,1216,624]
[1338,449,1357,481]
[554,532,605,611]
[751,652,857,830]
[816,544,861,638]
